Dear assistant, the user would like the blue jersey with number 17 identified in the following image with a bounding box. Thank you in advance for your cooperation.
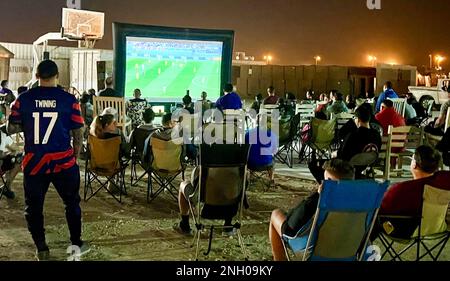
[9,87,84,176]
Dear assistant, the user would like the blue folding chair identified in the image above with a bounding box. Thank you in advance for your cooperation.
[282,180,389,261]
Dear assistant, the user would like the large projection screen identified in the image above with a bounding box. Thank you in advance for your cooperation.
[113,23,234,103]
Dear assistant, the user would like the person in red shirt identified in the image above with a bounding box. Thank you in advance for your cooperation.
[263,86,279,105]
[375,99,406,135]
[372,145,450,239]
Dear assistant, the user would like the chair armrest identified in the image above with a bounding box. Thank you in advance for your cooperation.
[378,215,419,220]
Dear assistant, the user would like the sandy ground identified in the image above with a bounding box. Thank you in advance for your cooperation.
[0,163,317,261]
[1,162,449,261]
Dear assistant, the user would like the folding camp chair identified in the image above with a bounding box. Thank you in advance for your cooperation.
[301,118,336,161]
[188,143,250,260]
[331,112,354,150]
[282,180,389,261]
[248,163,275,191]
[129,127,158,186]
[275,113,301,168]
[147,137,185,202]
[375,125,411,180]
[84,135,128,203]
[349,144,379,179]
[296,103,316,128]
[378,185,450,261]
[397,126,424,171]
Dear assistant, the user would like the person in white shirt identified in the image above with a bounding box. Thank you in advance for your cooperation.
[0,125,22,199]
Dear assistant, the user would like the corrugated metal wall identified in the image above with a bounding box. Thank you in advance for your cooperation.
[0,42,76,59]
[0,42,113,92]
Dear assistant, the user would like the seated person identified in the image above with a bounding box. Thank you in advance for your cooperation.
[245,119,278,183]
[375,99,406,135]
[250,93,263,114]
[90,111,128,157]
[152,112,179,141]
[142,113,195,163]
[345,95,356,110]
[315,95,330,118]
[338,103,383,140]
[215,83,243,111]
[436,128,450,166]
[174,151,247,236]
[80,92,94,127]
[406,92,426,120]
[263,86,280,105]
[128,108,160,158]
[372,145,450,240]
[126,88,148,129]
[280,96,295,118]
[337,105,382,162]
[0,125,22,199]
[138,107,158,131]
[286,92,297,104]
[326,91,348,117]
[301,90,315,104]
[404,100,418,125]
[269,159,355,261]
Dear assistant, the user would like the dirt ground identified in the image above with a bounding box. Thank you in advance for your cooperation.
[0,164,317,261]
[1,162,449,261]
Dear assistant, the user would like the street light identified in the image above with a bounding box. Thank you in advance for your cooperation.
[368,55,377,67]
[264,55,273,65]
[435,55,445,71]
[314,55,321,66]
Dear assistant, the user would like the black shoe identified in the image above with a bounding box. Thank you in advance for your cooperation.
[35,243,50,261]
[36,249,50,261]
[173,223,193,236]
[1,187,15,199]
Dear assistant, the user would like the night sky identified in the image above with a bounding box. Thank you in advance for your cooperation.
[1,0,449,68]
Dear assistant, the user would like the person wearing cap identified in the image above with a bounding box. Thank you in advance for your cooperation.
[7,59,88,261]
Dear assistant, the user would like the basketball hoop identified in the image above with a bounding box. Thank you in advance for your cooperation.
[61,8,104,49]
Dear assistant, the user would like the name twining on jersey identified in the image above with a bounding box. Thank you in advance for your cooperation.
[35,100,57,108]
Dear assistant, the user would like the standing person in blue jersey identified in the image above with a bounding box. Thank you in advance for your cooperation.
[215,83,243,111]
[375,81,398,112]
[7,60,88,261]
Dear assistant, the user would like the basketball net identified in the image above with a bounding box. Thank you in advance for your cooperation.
[78,35,98,49]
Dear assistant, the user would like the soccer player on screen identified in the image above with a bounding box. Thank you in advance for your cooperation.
[7,60,88,261]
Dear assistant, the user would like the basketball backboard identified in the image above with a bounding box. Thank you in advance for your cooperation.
[62,8,105,40]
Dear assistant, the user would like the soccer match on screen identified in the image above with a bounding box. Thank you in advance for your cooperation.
[125,37,222,101]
